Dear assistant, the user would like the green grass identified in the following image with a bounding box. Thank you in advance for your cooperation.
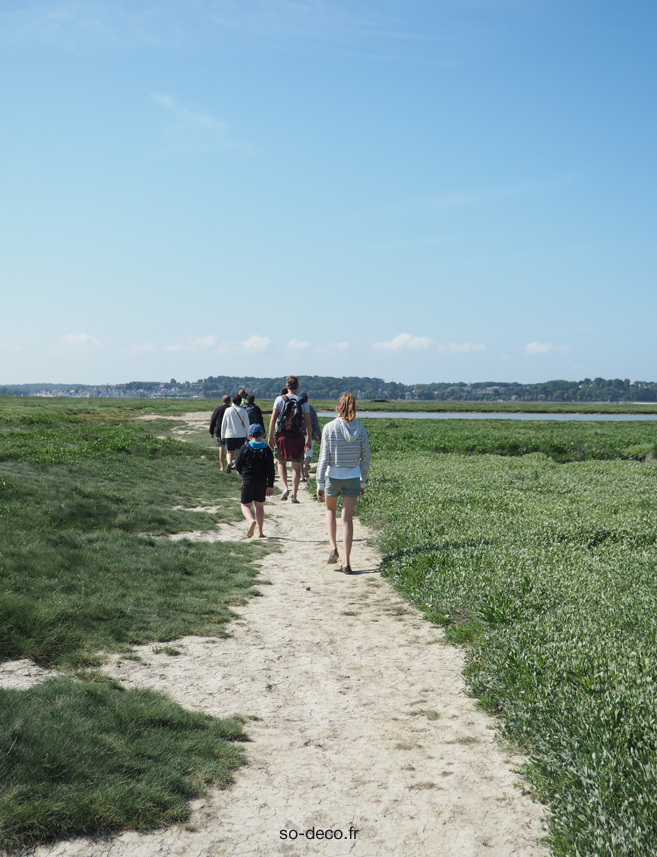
[0,400,268,851]
[0,678,248,853]
[354,400,657,414]
[360,417,657,462]
[0,409,267,667]
[359,421,657,856]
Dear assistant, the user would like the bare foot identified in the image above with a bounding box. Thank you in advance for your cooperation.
[246,521,256,539]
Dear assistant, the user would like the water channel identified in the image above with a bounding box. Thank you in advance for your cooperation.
[317,411,657,422]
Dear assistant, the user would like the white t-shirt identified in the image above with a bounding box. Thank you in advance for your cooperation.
[327,463,361,480]
[273,393,310,416]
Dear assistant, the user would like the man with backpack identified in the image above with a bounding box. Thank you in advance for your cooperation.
[267,375,312,503]
[244,395,264,430]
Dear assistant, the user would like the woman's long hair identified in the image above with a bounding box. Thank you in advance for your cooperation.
[337,393,357,422]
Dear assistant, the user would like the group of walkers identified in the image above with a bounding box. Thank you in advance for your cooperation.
[209,376,370,574]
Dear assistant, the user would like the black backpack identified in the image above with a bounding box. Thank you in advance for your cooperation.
[246,444,269,477]
[276,395,304,436]
[245,402,263,427]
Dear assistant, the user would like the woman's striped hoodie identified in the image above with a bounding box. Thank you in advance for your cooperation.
[316,418,370,490]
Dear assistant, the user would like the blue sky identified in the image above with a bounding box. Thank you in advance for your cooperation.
[1,0,655,385]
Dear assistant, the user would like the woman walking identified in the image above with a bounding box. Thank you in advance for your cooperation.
[220,395,249,472]
[316,393,370,574]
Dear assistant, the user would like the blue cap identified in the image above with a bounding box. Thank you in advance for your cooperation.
[248,423,264,436]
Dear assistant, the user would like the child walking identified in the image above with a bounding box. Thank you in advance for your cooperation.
[235,424,275,538]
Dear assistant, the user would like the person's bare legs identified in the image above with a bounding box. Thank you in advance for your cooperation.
[340,495,359,568]
[227,441,246,472]
[254,500,265,537]
[277,461,289,497]
[325,495,338,553]
[218,442,225,470]
[240,502,256,538]
[290,461,302,500]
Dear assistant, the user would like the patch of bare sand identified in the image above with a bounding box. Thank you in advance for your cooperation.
[6,478,549,857]
[137,413,211,422]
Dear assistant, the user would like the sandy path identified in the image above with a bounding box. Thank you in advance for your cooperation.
[2,412,548,856]
[4,482,549,857]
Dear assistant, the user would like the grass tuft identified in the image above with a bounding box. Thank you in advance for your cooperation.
[0,679,248,853]
[410,709,441,721]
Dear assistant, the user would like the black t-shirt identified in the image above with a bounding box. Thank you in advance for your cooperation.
[209,404,229,435]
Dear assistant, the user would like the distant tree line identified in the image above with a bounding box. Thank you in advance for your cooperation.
[2,377,656,403]
[197,375,409,400]
[422,378,657,404]
[197,376,657,403]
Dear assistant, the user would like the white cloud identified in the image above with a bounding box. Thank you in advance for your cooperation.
[164,336,218,352]
[372,333,433,352]
[242,335,271,354]
[54,333,102,353]
[524,342,571,355]
[328,341,349,351]
[439,342,485,354]
[373,335,486,355]
[288,339,309,350]
[124,343,154,355]
[0,2,483,63]
[152,93,251,154]
[525,341,553,354]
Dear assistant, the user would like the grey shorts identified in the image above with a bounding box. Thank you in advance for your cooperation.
[325,476,361,498]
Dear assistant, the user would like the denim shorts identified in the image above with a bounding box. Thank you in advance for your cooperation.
[325,476,361,498]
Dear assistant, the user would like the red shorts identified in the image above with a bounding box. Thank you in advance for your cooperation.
[275,433,305,462]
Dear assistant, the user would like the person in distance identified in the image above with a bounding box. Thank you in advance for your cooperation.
[268,375,312,503]
[221,394,249,473]
[209,395,231,471]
